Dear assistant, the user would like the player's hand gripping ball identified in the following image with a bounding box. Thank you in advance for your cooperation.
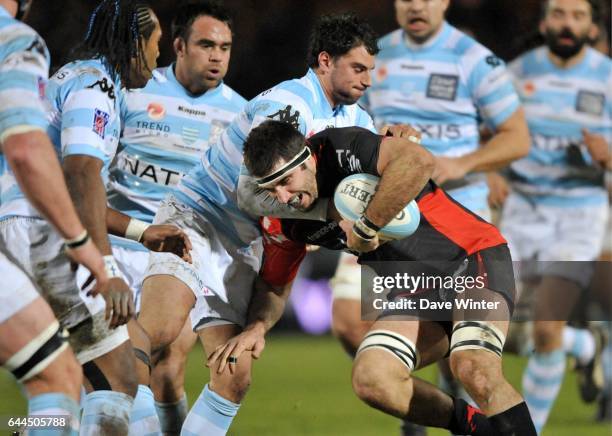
[334,173,420,240]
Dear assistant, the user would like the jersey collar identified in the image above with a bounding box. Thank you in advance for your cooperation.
[403,20,451,52]
[167,63,224,99]
[306,68,347,118]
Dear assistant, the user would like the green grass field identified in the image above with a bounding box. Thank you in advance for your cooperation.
[1,333,610,435]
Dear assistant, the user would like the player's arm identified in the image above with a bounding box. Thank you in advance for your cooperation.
[447,107,529,175]
[106,208,192,262]
[365,136,435,228]
[2,131,108,291]
[63,154,133,326]
[207,218,306,374]
[3,130,86,240]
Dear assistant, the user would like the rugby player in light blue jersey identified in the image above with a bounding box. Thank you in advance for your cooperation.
[0,2,165,434]
[496,0,611,433]
[136,14,380,435]
[106,2,246,433]
[0,1,108,433]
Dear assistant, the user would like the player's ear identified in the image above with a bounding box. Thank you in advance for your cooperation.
[173,37,185,57]
[587,22,598,42]
[538,19,546,36]
[317,51,333,73]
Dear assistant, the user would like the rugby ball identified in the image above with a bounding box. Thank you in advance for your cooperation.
[334,173,420,240]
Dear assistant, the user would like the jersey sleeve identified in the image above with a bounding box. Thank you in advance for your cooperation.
[60,74,118,163]
[259,216,307,287]
[315,126,383,175]
[466,49,520,129]
[0,29,50,142]
[355,105,377,133]
[248,89,310,136]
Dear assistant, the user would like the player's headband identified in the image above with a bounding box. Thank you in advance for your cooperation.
[256,146,312,188]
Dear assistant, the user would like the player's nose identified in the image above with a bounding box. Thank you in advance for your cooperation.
[274,186,292,204]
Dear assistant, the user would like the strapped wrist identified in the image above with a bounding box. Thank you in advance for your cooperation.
[64,230,90,250]
[103,255,122,278]
[125,218,151,242]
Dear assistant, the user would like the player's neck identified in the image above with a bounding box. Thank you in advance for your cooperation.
[546,45,588,69]
[315,72,340,109]
[174,63,212,96]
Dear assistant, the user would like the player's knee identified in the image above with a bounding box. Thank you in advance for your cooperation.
[532,321,563,351]
[331,316,367,354]
[352,357,412,408]
[213,371,251,403]
[30,348,83,399]
[450,351,501,404]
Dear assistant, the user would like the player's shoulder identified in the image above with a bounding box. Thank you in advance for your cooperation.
[445,24,494,61]
[254,74,315,106]
[0,17,49,64]
[51,59,115,91]
[586,47,612,78]
[378,28,404,51]
[218,83,247,107]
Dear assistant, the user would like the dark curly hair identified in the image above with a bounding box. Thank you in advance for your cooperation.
[243,120,306,178]
[172,0,233,42]
[73,0,157,87]
[307,13,379,68]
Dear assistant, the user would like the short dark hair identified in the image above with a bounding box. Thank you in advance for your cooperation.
[74,0,156,87]
[243,120,306,178]
[543,0,601,22]
[172,0,233,42]
[307,13,379,68]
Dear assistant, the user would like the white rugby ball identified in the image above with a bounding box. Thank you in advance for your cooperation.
[334,173,420,240]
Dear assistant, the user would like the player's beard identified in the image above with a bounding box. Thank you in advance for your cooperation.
[545,27,589,59]
[288,172,318,212]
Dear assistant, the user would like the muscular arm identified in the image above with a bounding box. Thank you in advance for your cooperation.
[106,207,131,237]
[62,155,111,254]
[364,137,435,228]
[245,277,293,336]
[459,107,530,172]
[3,131,85,240]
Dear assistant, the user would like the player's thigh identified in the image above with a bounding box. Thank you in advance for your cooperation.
[500,193,554,261]
[354,318,421,380]
[542,203,609,261]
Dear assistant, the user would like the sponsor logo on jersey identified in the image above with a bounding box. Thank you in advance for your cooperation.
[37,76,45,99]
[522,81,536,97]
[178,106,207,118]
[268,105,300,129]
[92,108,109,138]
[376,64,388,83]
[182,126,200,145]
[147,102,166,120]
[116,153,183,186]
[576,90,605,116]
[87,77,116,102]
[426,74,459,101]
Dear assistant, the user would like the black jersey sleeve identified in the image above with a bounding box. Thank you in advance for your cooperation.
[311,127,383,176]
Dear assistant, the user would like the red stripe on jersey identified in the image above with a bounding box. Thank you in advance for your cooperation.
[416,187,506,255]
[260,217,307,287]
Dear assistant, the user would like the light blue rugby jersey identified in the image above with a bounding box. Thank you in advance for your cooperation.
[0,5,51,218]
[178,68,376,246]
[363,22,520,213]
[108,65,246,220]
[107,65,246,250]
[1,56,122,218]
[507,46,611,207]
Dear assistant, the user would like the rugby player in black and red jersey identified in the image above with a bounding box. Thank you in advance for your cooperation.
[208,120,537,436]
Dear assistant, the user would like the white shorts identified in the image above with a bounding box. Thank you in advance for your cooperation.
[143,196,263,330]
[110,244,149,310]
[501,193,609,261]
[0,246,39,324]
[0,216,128,363]
[501,193,608,287]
